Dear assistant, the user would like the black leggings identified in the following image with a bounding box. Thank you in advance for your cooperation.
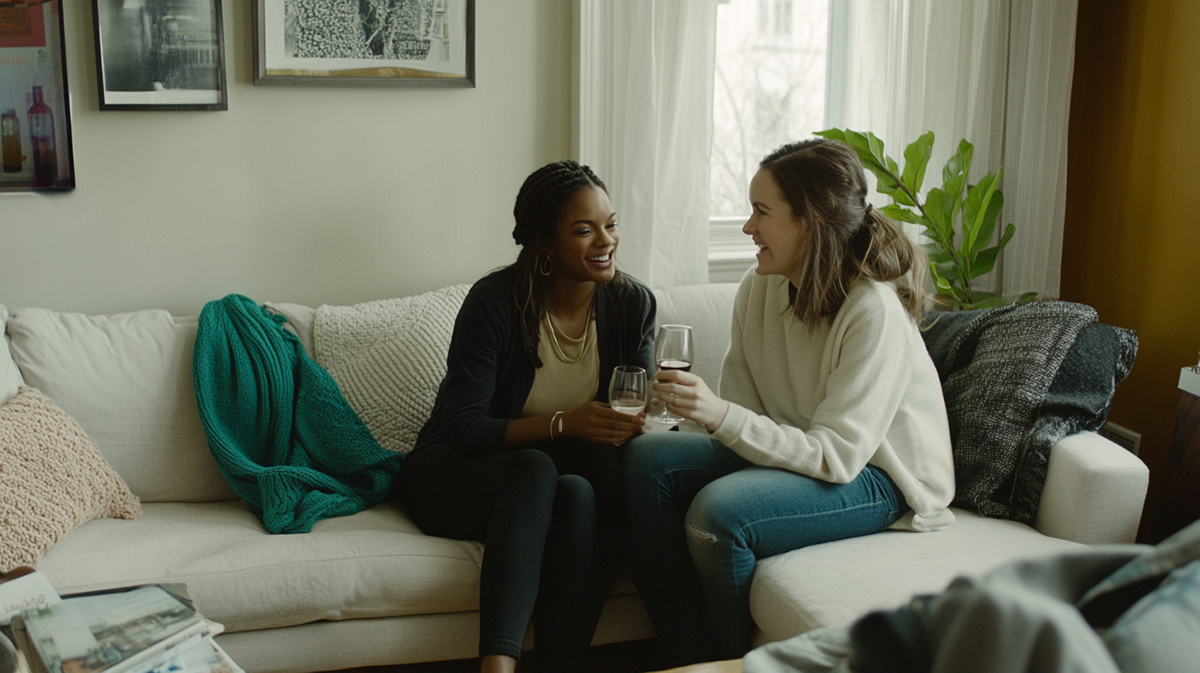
[395,439,623,670]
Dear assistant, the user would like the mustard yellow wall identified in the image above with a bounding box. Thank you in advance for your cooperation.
[1063,0,1200,541]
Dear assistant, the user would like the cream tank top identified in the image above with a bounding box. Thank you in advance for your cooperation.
[520,314,599,417]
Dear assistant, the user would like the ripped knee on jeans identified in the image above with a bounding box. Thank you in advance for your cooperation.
[686,521,718,543]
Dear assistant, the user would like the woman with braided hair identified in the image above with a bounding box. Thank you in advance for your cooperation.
[622,138,956,666]
[396,160,656,673]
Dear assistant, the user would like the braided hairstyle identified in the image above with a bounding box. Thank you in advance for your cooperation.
[510,160,614,366]
[760,138,927,327]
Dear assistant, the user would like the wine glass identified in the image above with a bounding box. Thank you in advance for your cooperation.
[653,324,694,425]
[608,366,647,417]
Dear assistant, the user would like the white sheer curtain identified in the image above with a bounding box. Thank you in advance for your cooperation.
[826,0,1077,299]
[573,0,718,288]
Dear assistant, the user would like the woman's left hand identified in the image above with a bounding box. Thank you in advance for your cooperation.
[653,370,730,432]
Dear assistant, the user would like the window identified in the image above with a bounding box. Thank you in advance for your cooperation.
[709,0,829,282]
[755,0,794,38]
[774,0,793,37]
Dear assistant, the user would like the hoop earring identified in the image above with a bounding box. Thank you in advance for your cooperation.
[538,255,553,277]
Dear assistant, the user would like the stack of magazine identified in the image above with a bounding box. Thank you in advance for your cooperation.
[2,581,242,673]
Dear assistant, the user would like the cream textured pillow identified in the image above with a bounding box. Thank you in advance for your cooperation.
[0,386,141,572]
[313,285,470,455]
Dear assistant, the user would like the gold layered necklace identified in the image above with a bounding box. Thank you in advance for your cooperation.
[545,301,594,364]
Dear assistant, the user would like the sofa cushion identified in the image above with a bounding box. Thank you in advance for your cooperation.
[5,308,237,503]
[264,302,317,357]
[652,284,739,390]
[0,386,141,572]
[749,508,1085,644]
[0,305,23,406]
[36,500,487,633]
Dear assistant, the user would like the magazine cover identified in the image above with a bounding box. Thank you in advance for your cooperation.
[20,586,206,673]
[128,636,241,673]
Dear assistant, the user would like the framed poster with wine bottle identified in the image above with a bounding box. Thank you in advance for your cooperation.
[0,0,75,192]
[91,0,228,111]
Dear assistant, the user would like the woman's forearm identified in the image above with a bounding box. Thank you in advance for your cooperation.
[504,414,557,447]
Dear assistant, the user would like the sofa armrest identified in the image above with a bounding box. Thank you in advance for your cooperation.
[1034,431,1148,544]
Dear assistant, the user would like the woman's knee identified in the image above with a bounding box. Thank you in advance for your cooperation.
[554,474,595,518]
[503,449,559,500]
[685,477,749,550]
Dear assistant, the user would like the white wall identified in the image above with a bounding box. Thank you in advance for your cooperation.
[0,0,573,315]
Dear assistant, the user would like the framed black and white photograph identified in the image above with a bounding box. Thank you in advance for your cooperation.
[0,0,75,191]
[91,0,227,111]
[254,0,475,87]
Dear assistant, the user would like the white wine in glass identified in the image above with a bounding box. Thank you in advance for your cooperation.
[609,365,647,416]
[654,324,694,424]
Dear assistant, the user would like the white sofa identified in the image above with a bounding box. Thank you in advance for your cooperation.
[0,283,1149,672]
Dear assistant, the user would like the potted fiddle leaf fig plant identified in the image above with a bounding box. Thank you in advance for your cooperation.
[815,128,1037,309]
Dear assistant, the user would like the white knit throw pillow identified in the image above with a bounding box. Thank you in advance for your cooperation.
[0,387,141,572]
[314,285,470,455]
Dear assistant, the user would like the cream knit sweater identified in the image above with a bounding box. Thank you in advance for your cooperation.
[711,271,956,532]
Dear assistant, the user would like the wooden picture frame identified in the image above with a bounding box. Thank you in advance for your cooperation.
[253,0,475,87]
[0,0,76,191]
[91,0,228,111]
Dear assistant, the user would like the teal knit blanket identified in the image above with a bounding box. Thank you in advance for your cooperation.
[193,294,403,534]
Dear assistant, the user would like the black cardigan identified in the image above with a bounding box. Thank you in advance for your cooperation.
[414,266,657,454]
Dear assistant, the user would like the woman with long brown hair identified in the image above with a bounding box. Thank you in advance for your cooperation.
[623,138,956,666]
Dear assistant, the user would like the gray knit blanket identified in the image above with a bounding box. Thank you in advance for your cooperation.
[921,301,1137,523]
[313,285,470,455]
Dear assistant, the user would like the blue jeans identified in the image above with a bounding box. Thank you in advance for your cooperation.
[623,431,907,665]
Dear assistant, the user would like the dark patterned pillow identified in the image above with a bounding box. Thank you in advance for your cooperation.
[921,302,1136,523]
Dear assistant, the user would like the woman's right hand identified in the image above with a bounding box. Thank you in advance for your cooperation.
[653,370,730,432]
[562,401,645,445]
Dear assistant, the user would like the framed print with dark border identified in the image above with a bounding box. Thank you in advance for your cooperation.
[0,0,75,191]
[254,0,475,87]
[91,0,228,111]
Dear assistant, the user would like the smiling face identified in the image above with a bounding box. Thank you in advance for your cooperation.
[545,185,619,285]
[743,168,808,283]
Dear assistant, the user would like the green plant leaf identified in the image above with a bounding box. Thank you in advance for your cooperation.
[940,266,965,284]
[965,222,1017,278]
[880,204,924,225]
[880,187,915,207]
[927,249,954,265]
[924,188,954,242]
[942,139,973,215]
[1015,291,1039,304]
[996,222,1016,249]
[814,128,846,143]
[962,169,1000,257]
[865,132,888,168]
[931,267,956,294]
[843,130,877,161]
[832,129,904,197]
[970,246,1001,278]
[959,292,1010,310]
[970,188,1004,258]
[901,131,935,195]
[919,225,948,252]
[922,242,956,263]
[821,128,918,206]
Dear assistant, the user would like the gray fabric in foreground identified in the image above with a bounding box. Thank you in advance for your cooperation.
[743,520,1200,673]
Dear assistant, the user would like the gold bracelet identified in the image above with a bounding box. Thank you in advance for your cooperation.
[550,411,565,441]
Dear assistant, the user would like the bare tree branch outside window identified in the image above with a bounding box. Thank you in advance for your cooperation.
[710,0,828,217]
